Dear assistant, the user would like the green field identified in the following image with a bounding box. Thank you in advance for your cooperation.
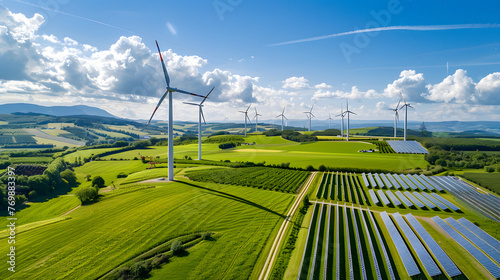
[461,172,500,194]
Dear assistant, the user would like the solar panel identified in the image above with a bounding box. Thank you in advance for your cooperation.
[395,191,413,208]
[351,208,368,280]
[431,193,460,211]
[393,174,410,190]
[369,189,380,205]
[361,172,369,188]
[379,173,393,189]
[309,204,325,279]
[386,174,401,189]
[413,192,437,209]
[423,176,444,192]
[385,191,402,207]
[457,218,500,251]
[377,190,391,206]
[367,209,396,280]
[367,173,378,188]
[392,213,441,277]
[380,212,420,276]
[336,204,340,280]
[345,204,354,280]
[432,216,500,278]
[445,218,500,265]
[407,175,427,191]
[421,193,448,210]
[413,174,435,191]
[400,174,418,190]
[359,207,382,280]
[404,191,425,208]
[386,140,429,154]
[405,214,462,277]
[374,173,385,188]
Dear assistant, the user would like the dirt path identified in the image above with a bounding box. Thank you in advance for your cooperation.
[258,172,318,280]
[61,205,80,216]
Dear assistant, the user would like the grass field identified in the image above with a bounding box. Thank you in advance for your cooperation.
[33,136,82,148]
[461,173,500,194]
[0,179,294,280]
[62,147,123,162]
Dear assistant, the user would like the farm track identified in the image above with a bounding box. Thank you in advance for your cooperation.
[258,172,318,280]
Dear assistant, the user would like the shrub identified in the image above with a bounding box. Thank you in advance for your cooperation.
[28,190,37,200]
[92,176,105,188]
[219,142,237,149]
[75,186,98,204]
[201,231,212,240]
[130,261,150,278]
[485,166,495,173]
[171,240,183,255]
[305,165,315,171]
[117,172,128,178]
[302,194,311,207]
[318,164,327,172]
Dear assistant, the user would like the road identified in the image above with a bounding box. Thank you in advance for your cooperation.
[258,171,318,280]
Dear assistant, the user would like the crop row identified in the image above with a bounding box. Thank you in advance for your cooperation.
[185,166,309,193]
[316,172,370,206]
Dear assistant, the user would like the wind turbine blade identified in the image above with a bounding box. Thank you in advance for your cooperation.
[155,41,170,87]
[171,88,206,98]
[409,105,415,109]
[246,104,251,112]
[276,115,281,118]
[396,99,401,110]
[201,108,206,124]
[148,107,159,125]
[183,102,199,106]
[310,104,314,113]
[283,115,288,120]
[310,113,316,118]
[200,86,215,105]
[282,107,285,114]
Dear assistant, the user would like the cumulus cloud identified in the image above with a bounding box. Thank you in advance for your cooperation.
[476,72,500,104]
[425,69,476,103]
[282,76,310,90]
[384,70,428,102]
[313,85,378,100]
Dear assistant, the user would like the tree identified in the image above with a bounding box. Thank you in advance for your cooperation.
[171,240,184,255]
[28,175,50,195]
[420,122,428,137]
[61,169,78,186]
[75,186,98,204]
[92,176,105,188]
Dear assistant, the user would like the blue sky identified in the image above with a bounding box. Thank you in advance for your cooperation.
[1,0,500,124]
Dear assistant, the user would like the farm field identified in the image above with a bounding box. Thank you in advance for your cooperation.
[461,173,500,194]
[0,178,294,280]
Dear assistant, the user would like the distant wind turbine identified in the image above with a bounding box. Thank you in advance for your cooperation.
[326,113,333,129]
[304,105,315,131]
[344,100,356,141]
[276,107,288,131]
[253,107,262,133]
[184,87,215,160]
[335,103,346,137]
[399,93,415,141]
[388,97,402,138]
[239,105,251,137]
[148,41,209,181]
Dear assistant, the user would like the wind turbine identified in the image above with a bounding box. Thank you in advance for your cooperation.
[239,105,251,137]
[303,105,315,131]
[335,103,346,137]
[344,100,356,141]
[326,113,333,129]
[399,93,415,141]
[148,41,208,181]
[388,98,401,138]
[276,107,288,131]
[184,87,215,160]
[253,107,262,133]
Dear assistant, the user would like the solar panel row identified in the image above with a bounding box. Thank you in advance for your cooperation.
[458,218,500,250]
[406,175,427,191]
[432,216,500,278]
[386,140,429,154]
[379,173,393,189]
[400,174,418,190]
[385,191,402,207]
[369,189,380,205]
[393,174,410,190]
[422,192,448,210]
[413,174,435,191]
[367,173,377,188]
[367,209,396,280]
[345,204,354,280]
[359,208,382,280]
[377,190,391,206]
[404,191,425,208]
[380,212,420,276]
[395,191,413,208]
[385,174,400,190]
[392,213,441,277]
[404,214,462,277]
[421,176,444,192]
[351,208,368,280]
[373,173,385,188]
[430,193,460,211]
[413,192,437,209]
[361,172,369,188]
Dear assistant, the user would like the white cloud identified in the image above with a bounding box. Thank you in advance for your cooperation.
[282,76,310,90]
[384,70,428,102]
[476,72,500,104]
[425,69,476,103]
[166,22,177,35]
[313,85,378,100]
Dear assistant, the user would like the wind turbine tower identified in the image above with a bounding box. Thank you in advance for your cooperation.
[276,106,288,131]
[389,98,401,138]
[253,107,262,132]
[239,105,251,137]
[148,41,209,181]
[303,105,315,131]
[344,100,357,141]
[184,87,214,160]
[399,93,415,141]
[327,113,333,129]
[336,103,346,137]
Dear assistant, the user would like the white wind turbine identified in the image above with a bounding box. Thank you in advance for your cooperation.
[253,107,262,133]
[399,93,415,141]
[326,113,333,129]
[335,103,346,137]
[303,105,315,131]
[148,41,209,181]
[344,100,356,141]
[388,97,402,138]
[183,87,215,160]
[239,105,251,137]
[276,106,288,131]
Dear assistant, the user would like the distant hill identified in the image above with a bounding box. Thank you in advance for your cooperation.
[0,103,116,118]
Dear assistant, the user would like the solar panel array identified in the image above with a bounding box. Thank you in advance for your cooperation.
[445,218,500,264]
[433,176,500,221]
[422,193,448,210]
[351,208,368,280]
[421,175,444,192]
[395,191,413,208]
[413,174,435,191]
[380,212,420,276]
[413,192,437,209]
[386,140,429,154]
[405,214,462,277]
[400,174,418,190]
[385,191,402,207]
[367,173,377,188]
[432,216,500,278]
[359,207,382,280]
[458,218,500,250]
[393,174,410,190]
[368,209,396,280]
[345,204,354,280]
[404,191,425,208]
[392,213,441,277]
[385,174,400,189]
[407,175,426,191]
[373,173,385,188]
[369,189,380,205]
[431,193,460,211]
[379,173,393,189]
[377,190,391,206]
[361,172,369,188]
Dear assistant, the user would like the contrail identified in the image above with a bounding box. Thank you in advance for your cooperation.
[270,24,500,47]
